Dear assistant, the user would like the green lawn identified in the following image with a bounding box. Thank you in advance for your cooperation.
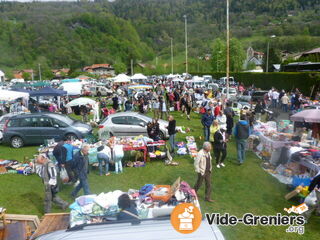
[0,111,319,240]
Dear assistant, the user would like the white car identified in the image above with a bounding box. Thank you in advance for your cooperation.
[98,112,169,140]
[220,87,237,99]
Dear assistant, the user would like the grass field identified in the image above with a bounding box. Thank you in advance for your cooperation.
[0,111,319,240]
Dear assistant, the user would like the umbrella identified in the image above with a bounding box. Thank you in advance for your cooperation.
[66,97,96,107]
[290,109,320,123]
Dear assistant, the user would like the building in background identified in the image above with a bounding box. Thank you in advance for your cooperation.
[244,47,264,70]
[83,64,115,77]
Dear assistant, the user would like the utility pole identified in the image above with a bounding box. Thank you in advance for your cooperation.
[38,63,42,81]
[184,15,188,75]
[171,37,174,74]
[266,35,276,73]
[266,41,270,73]
[226,0,230,100]
[131,59,134,76]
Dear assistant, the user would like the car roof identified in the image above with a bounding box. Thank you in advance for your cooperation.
[37,220,224,240]
[10,112,65,119]
[108,112,149,119]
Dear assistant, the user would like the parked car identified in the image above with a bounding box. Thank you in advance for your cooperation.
[251,90,268,104]
[34,218,224,240]
[3,113,92,148]
[0,112,26,141]
[98,112,169,140]
[83,86,113,97]
[220,87,237,99]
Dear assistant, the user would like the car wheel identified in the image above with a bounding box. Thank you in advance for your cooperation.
[65,133,78,141]
[159,131,165,140]
[11,136,24,148]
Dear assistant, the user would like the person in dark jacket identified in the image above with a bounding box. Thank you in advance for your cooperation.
[80,104,89,122]
[167,115,176,154]
[254,100,264,121]
[224,102,235,139]
[213,127,227,168]
[71,145,91,198]
[112,95,119,111]
[117,193,140,224]
[234,115,251,165]
[52,140,67,170]
[201,109,214,141]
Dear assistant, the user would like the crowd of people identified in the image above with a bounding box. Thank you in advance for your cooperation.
[5,79,318,219]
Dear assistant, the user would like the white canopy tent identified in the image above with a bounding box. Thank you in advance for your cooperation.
[113,74,131,83]
[0,90,29,101]
[131,73,147,80]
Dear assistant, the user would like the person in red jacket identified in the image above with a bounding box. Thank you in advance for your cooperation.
[214,101,221,117]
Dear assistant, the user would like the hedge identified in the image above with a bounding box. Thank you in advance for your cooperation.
[190,72,320,96]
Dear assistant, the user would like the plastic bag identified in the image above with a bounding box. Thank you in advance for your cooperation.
[304,190,317,207]
[60,167,69,183]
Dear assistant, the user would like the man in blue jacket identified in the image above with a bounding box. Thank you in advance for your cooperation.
[234,115,251,165]
[201,108,214,141]
[71,145,91,198]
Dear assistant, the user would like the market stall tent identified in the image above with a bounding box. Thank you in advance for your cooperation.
[0,90,29,101]
[290,109,320,123]
[131,73,147,80]
[66,97,96,107]
[113,74,131,83]
[29,87,67,97]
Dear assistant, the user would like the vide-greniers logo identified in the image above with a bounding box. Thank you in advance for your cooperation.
[170,203,202,234]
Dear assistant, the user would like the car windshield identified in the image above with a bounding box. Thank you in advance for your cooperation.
[53,114,75,125]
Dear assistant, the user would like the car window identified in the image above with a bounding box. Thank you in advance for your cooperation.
[38,117,54,127]
[0,117,8,124]
[111,116,128,125]
[19,117,38,127]
[7,119,20,127]
[127,116,146,126]
[53,118,68,128]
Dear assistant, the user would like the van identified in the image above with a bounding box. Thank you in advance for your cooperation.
[218,77,235,86]
[59,82,82,96]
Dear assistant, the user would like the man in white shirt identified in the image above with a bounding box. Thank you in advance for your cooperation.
[281,93,289,112]
[272,90,279,108]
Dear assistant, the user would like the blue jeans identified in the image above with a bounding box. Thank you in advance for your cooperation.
[169,134,176,153]
[71,176,91,197]
[114,156,123,173]
[204,126,210,142]
[282,104,288,112]
[97,153,110,175]
[236,139,247,164]
[272,99,277,108]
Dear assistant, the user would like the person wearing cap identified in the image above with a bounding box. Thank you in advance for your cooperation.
[36,154,69,213]
[213,126,228,168]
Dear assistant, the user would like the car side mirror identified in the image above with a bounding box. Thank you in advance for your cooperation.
[53,124,59,128]
[139,122,145,127]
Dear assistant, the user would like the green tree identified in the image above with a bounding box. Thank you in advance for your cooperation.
[211,38,246,72]
[262,48,281,72]
[113,61,127,74]
[22,72,31,81]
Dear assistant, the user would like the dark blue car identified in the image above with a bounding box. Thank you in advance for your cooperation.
[3,113,92,148]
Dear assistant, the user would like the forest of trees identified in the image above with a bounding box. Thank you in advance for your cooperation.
[0,0,319,75]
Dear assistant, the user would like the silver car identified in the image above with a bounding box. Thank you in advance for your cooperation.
[33,219,224,240]
[98,112,169,140]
